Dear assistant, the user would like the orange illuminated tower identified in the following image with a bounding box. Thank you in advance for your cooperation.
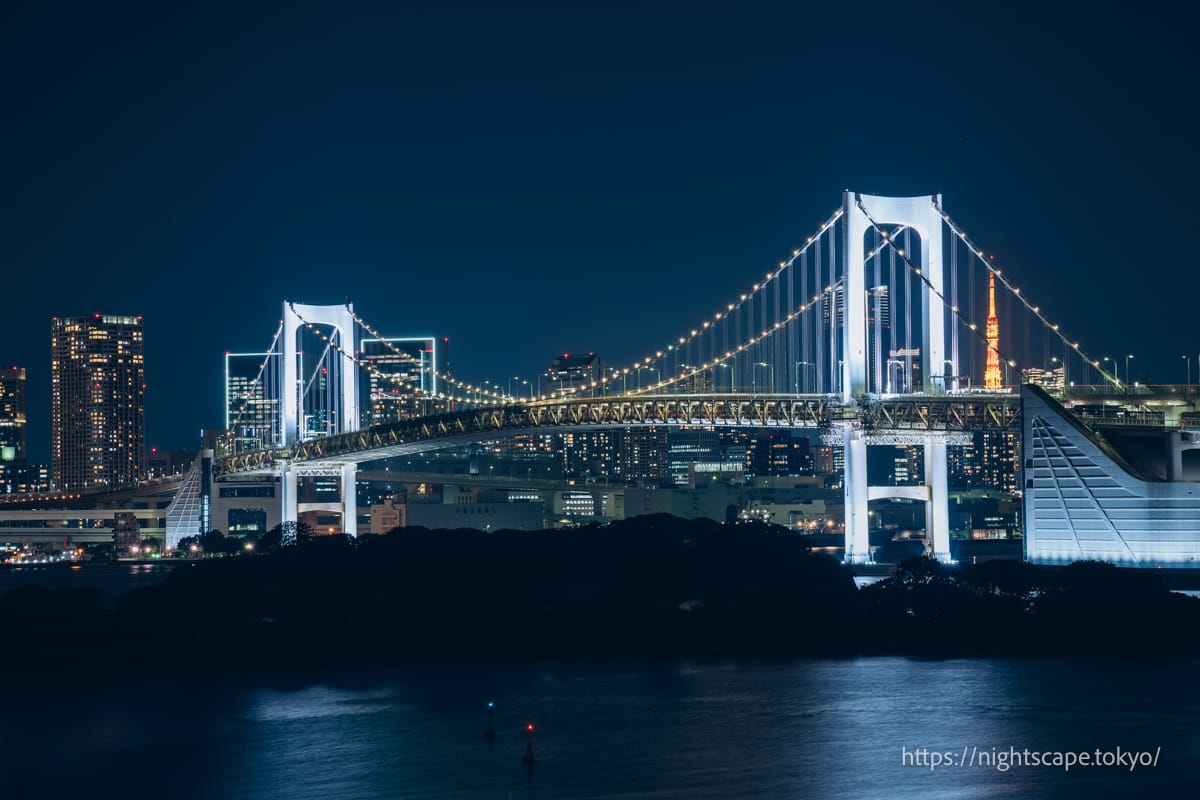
[984,272,1002,390]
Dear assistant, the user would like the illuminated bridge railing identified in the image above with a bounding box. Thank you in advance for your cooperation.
[216,393,836,474]
[1064,384,1198,399]
[860,394,1022,432]
[214,393,1032,474]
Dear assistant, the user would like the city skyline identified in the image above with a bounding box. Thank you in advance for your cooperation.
[3,4,1194,458]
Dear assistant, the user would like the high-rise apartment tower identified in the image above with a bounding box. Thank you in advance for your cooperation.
[51,315,145,489]
[0,366,26,461]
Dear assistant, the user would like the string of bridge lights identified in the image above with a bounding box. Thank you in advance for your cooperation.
[615,218,912,397]
[342,305,516,403]
[286,304,496,407]
[332,208,898,404]
[226,321,284,436]
[854,197,1029,376]
[232,197,1096,428]
[577,207,846,398]
[934,202,1121,386]
[856,197,1118,389]
[624,282,842,395]
[348,209,895,403]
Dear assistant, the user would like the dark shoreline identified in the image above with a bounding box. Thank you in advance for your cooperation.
[5,515,1199,676]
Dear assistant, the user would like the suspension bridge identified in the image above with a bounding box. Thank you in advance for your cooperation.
[177,190,1188,565]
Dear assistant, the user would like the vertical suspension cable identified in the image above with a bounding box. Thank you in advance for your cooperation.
[774,263,781,394]
[735,302,742,392]
[815,232,825,394]
[787,249,795,393]
[756,281,763,385]
[903,230,912,393]
[872,228,882,394]
[888,234,897,392]
[951,228,959,389]
[827,226,838,393]
[1024,302,1031,380]
[722,301,730,391]
[968,243,976,386]
[801,250,810,393]
[909,229,921,392]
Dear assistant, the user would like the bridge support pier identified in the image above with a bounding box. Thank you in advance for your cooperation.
[342,462,358,537]
[924,438,951,562]
[842,426,871,564]
[842,432,954,565]
[281,461,298,527]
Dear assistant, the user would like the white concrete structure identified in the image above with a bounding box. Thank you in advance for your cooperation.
[1023,385,1200,566]
[282,301,359,445]
[842,191,946,401]
[280,302,361,536]
[841,192,952,563]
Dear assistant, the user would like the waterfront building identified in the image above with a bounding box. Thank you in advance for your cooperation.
[547,353,603,395]
[0,461,49,494]
[51,315,145,490]
[667,428,721,487]
[360,336,442,422]
[1022,366,1065,398]
[675,364,714,392]
[0,366,26,461]
[561,430,617,480]
[225,352,280,451]
[616,426,669,485]
[1023,385,1200,566]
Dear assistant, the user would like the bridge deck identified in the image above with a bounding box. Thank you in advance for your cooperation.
[216,392,1022,475]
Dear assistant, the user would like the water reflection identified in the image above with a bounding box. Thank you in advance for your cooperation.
[1,658,1194,799]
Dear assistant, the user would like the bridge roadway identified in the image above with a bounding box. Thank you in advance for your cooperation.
[216,392,1022,476]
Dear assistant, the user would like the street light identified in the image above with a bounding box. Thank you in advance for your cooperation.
[1125,354,1134,389]
[1183,356,1191,389]
[795,361,815,394]
[886,359,904,394]
[714,363,734,392]
[637,366,659,390]
[752,362,773,395]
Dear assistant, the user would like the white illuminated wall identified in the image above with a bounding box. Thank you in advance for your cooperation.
[1023,386,1200,566]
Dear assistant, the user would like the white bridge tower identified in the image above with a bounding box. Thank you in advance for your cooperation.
[279,301,361,536]
[840,192,952,564]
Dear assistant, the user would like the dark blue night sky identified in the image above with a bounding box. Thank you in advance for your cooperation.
[2,2,1194,457]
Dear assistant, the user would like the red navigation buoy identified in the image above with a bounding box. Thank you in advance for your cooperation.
[522,723,535,764]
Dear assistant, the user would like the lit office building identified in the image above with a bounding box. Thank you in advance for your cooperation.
[360,336,441,423]
[947,442,981,487]
[0,460,49,494]
[979,431,1020,493]
[867,285,890,394]
[887,347,921,394]
[51,314,145,490]
[561,430,617,480]
[1021,366,1065,398]
[0,366,26,462]
[225,352,281,451]
[547,353,604,395]
[616,426,669,485]
[746,432,811,477]
[675,365,715,393]
[667,428,721,486]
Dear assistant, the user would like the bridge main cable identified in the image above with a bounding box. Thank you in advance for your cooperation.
[934,201,1120,387]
